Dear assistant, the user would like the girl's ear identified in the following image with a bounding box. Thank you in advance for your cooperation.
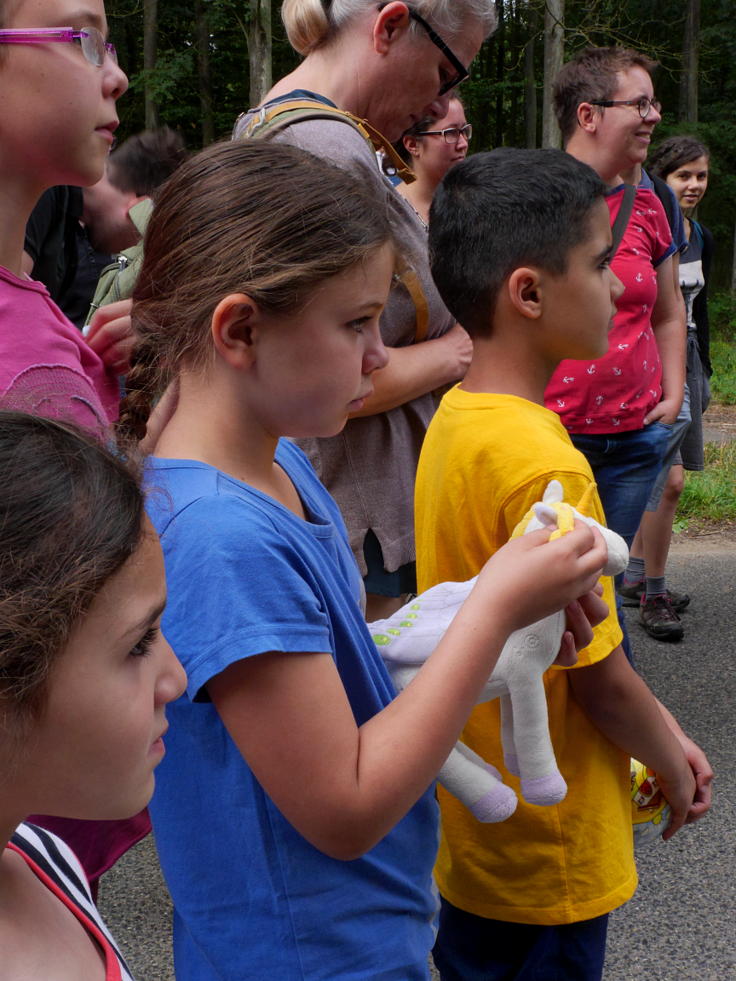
[211,293,261,367]
[507,267,543,320]
[373,1,411,54]
[403,134,421,158]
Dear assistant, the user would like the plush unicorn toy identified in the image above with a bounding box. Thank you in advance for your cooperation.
[372,480,628,823]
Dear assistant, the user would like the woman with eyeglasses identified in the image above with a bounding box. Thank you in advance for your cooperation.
[397,95,471,226]
[235,1,495,623]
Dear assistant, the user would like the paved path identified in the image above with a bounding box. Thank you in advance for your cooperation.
[98,541,736,981]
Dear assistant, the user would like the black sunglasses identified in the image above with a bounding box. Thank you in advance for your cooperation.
[378,4,470,95]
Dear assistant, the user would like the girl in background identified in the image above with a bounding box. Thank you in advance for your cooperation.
[119,139,607,981]
[0,411,184,980]
[620,137,713,635]
[397,95,471,226]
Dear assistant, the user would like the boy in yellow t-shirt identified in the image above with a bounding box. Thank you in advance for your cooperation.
[416,148,712,980]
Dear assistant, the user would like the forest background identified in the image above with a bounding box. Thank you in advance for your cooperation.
[108,0,735,291]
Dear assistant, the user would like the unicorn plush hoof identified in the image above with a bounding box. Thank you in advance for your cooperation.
[469,783,518,823]
[521,772,567,807]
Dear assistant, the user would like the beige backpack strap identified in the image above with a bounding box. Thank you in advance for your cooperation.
[234,100,415,184]
[397,268,430,343]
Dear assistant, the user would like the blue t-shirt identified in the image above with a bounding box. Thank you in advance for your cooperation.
[145,440,439,981]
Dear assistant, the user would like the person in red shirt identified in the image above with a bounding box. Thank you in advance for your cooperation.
[544,47,685,659]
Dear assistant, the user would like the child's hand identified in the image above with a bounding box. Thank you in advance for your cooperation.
[555,585,609,665]
[476,521,608,637]
[85,298,136,374]
[672,733,714,825]
[656,761,697,841]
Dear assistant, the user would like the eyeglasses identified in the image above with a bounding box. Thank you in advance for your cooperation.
[377,3,469,95]
[0,26,117,66]
[408,9,469,94]
[417,123,472,144]
[589,96,662,120]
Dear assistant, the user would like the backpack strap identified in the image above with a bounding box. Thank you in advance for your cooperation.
[234,99,416,184]
[610,183,636,257]
[650,173,676,232]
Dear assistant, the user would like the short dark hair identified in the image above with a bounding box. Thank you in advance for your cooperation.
[554,46,658,145]
[108,126,188,198]
[648,135,710,181]
[0,412,144,726]
[429,147,606,337]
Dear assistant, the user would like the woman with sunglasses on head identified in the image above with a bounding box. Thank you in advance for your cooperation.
[397,95,471,226]
[0,0,147,893]
[235,1,495,622]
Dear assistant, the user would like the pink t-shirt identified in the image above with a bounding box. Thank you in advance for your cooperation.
[0,265,119,428]
[545,186,674,434]
[1,265,145,885]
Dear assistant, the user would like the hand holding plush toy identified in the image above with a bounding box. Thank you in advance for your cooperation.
[373,480,628,822]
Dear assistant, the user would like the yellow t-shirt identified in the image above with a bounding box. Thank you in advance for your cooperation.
[415,387,635,925]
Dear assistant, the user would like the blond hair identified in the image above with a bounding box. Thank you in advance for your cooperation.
[281,0,496,55]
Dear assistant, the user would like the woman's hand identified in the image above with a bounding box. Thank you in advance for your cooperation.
[437,322,473,382]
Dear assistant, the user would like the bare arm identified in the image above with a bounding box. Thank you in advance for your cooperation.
[645,255,686,426]
[349,323,472,417]
[208,523,607,860]
[569,645,695,839]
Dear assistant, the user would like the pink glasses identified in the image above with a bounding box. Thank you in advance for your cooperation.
[0,26,117,66]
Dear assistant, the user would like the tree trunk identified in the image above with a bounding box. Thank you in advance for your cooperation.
[542,0,563,148]
[679,0,700,123]
[143,0,158,129]
[247,0,272,108]
[195,0,215,145]
[524,6,538,148]
[494,0,505,148]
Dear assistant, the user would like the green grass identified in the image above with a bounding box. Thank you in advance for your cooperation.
[709,338,736,404]
[678,441,736,523]
[675,291,736,524]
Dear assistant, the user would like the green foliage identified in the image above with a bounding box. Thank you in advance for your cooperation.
[710,291,736,338]
[678,441,736,522]
[101,1,736,279]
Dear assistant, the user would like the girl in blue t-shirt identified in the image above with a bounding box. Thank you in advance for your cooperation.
[117,139,607,981]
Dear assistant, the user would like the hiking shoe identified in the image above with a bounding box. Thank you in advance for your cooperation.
[639,595,684,642]
[619,581,691,613]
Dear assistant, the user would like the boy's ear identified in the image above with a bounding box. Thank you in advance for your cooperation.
[373,1,411,54]
[211,293,260,367]
[507,267,543,320]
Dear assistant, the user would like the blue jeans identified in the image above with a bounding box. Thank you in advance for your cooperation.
[433,898,609,981]
[571,423,670,663]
